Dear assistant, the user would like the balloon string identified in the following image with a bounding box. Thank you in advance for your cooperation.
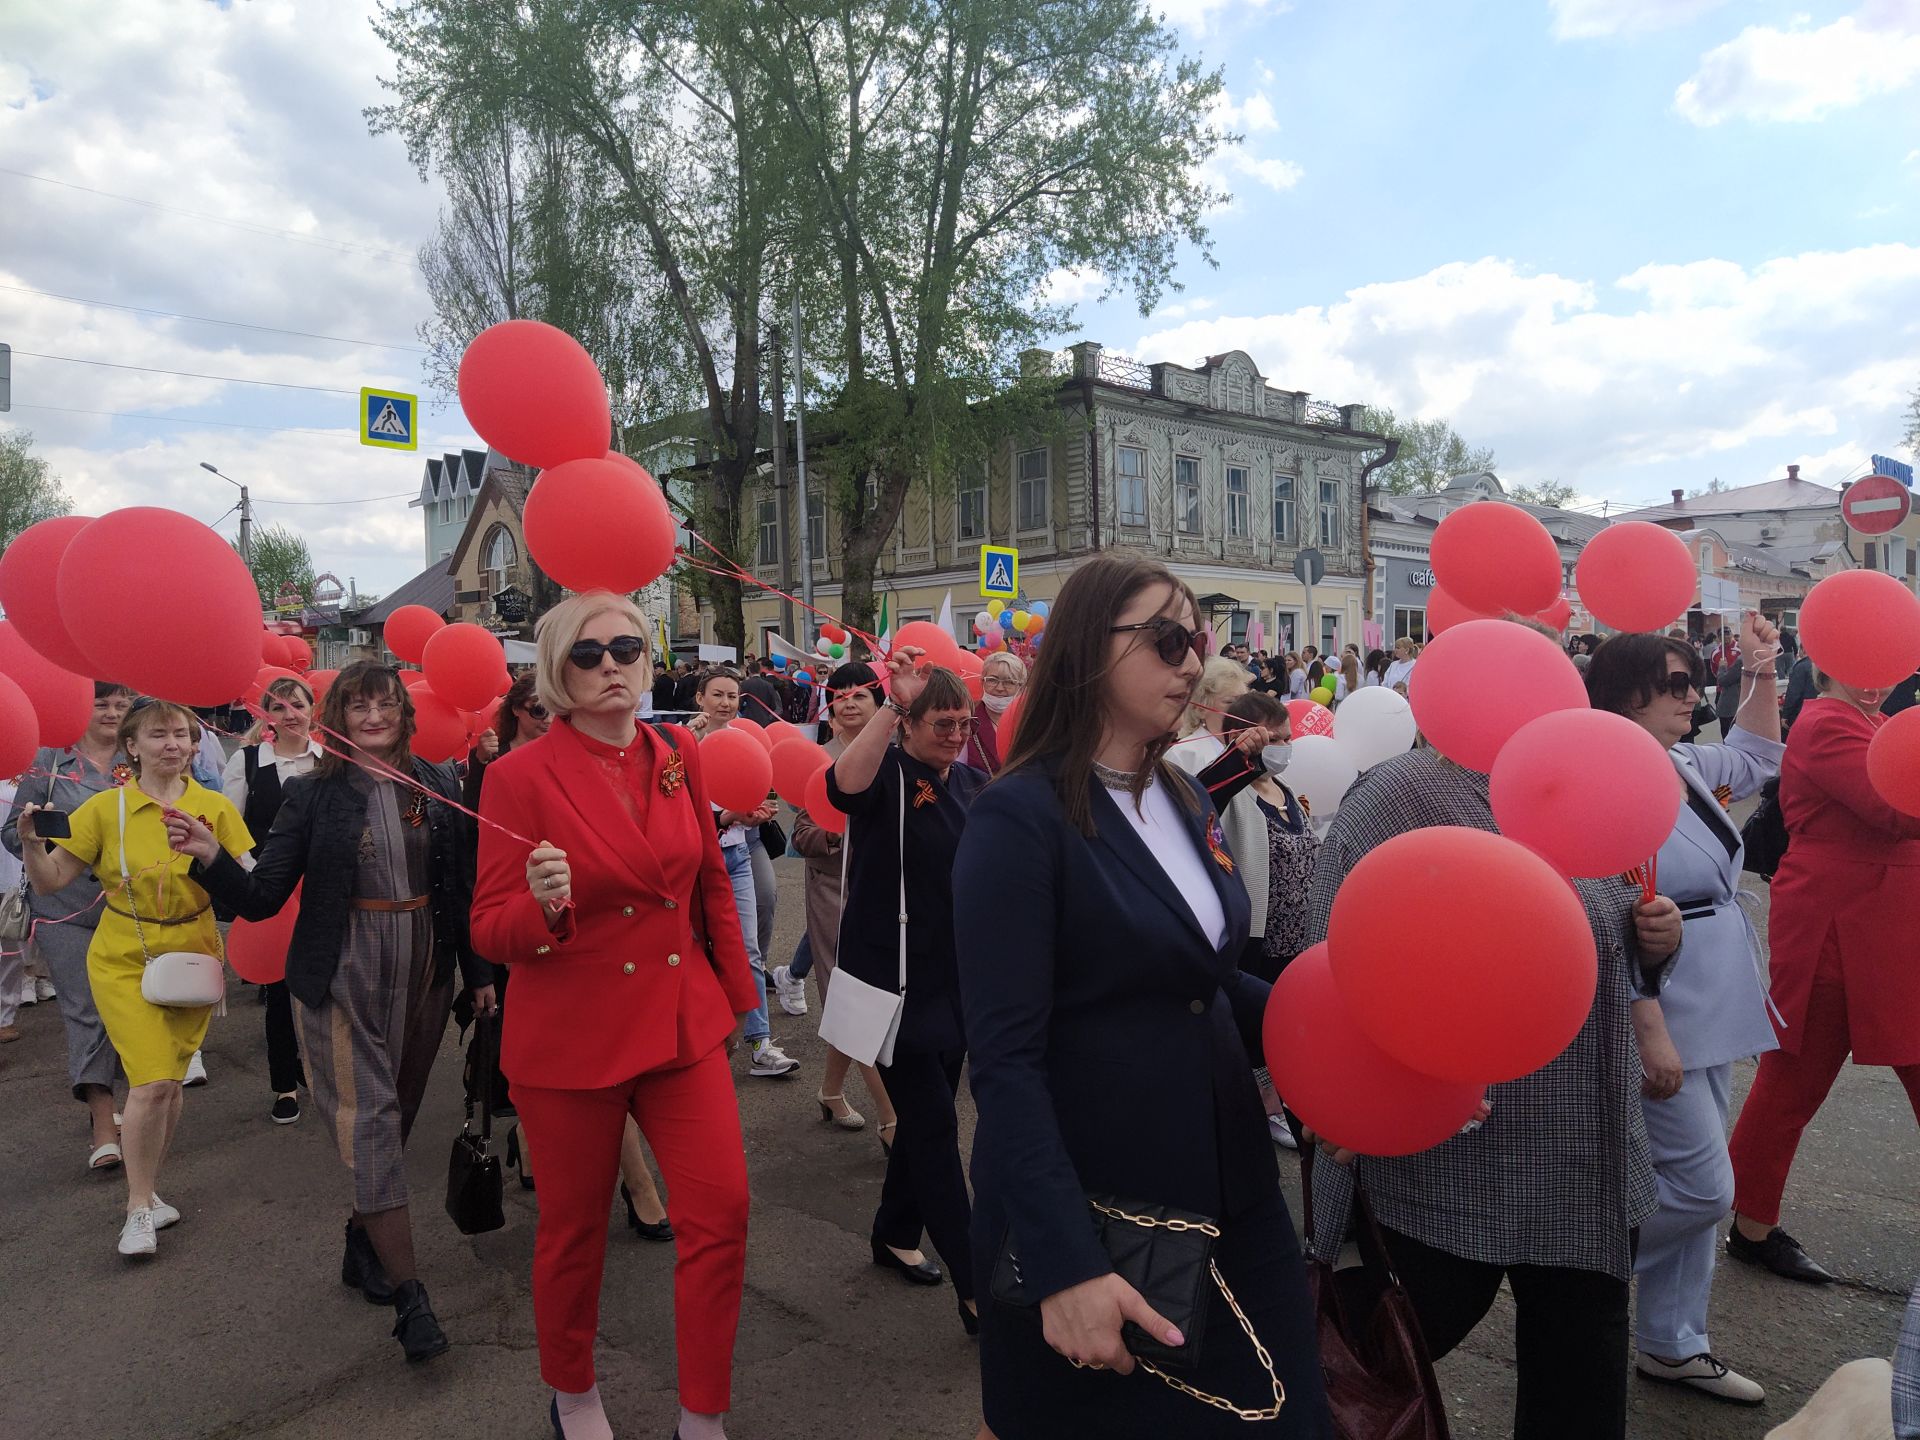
[302,716,538,850]
[675,534,888,654]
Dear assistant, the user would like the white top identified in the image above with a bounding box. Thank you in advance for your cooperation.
[713,803,749,850]
[0,780,21,892]
[220,739,324,815]
[1288,670,1309,699]
[1177,730,1225,767]
[1111,778,1227,949]
[1333,674,1349,703]
[1383,657,1417,691]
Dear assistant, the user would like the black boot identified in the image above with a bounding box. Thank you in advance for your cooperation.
[341,1220,396,1304]
[390,1278,449,1362]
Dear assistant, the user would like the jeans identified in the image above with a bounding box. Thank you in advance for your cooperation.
[789,931,814,981]
[725,843,768,1044]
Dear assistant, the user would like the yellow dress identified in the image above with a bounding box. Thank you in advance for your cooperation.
[54,779,253,1086]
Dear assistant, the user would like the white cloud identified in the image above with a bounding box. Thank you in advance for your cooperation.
[1128,244,1920,492]
[1154,296,1219,322]
[1204,88,1303,201]
[1153,0,1285,37]
[1240,93,1278,132]
[1039,267,1108,305]
[1675,4,1920,124]
[1549,0,1727,40]
[1228,153,1305,191]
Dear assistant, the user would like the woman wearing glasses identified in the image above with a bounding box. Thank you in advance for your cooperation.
[827,660,987,1335]
[461,670,550,810]
[954,554,1331,1438]
[169,662,491,1361]
[469,594,759,1440]
[962,650,1027,775]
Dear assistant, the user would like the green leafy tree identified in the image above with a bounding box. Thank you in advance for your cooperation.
[1906,380,1920,460]
[1357,406,1497,496]
[1687,478,1730,499]
[0,430,73,551]
[1508,479,1576,507]
[233,524,316,610]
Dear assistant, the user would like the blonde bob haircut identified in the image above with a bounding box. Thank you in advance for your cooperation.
[533,590,653,720]
[1181,654,1251,737]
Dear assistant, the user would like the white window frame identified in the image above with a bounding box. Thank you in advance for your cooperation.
[1116,445,1148,528]
[1175,455,1201,535]
[957,464,987,543]
[1273,473,1296,543]
[1017,447,1050,534]
[1393,606,1428,644]
[481,525,517,596]
[756,496,780,567]
[1226,465,1250,539]
[1318,477,1340,549]
[1273,609,1300,653]
[806,493,826,562]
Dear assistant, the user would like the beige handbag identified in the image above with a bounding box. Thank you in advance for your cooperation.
[119,788,225,1010]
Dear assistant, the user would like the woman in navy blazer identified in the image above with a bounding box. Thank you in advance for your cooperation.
[954,555,1331,1439]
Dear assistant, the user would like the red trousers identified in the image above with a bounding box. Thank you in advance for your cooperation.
[1728,976,1920,1228]
[511,1045,748,1407]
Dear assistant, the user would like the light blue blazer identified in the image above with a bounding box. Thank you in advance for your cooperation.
[1656,726,1784,1070]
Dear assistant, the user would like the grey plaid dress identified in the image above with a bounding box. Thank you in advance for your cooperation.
[1304,749,1668,1282]
[297,773,452,1215]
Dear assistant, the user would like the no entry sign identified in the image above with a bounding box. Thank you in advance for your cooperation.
[1842,474,1911,537]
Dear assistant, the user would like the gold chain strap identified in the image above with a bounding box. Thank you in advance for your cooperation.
[1084,1201,1287,1422]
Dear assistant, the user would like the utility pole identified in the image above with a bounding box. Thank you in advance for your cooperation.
[792,289,814,636]
[200,461,253,567]
[769,325,796,641]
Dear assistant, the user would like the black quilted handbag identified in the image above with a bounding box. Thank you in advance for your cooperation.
[445,1015,505,1235]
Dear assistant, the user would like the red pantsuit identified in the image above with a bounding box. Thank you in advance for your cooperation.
[473,718,759,1408]
[1728,698,1920,1227]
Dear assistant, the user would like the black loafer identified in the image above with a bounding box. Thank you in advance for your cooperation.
[870,1237,943,1286]
[391,1278,450,1361]
[1726,1225,1834,1284]
[341,1220,396,1304]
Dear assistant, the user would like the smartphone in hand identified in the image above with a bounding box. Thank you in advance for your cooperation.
[33,808,71,839]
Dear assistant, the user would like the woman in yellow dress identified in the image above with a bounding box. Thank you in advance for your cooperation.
[19,698,251,1258]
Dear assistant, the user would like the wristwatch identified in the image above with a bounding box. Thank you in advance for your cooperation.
[886,698,910,720]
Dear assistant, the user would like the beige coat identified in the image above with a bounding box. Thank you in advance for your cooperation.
[789,735,847,993]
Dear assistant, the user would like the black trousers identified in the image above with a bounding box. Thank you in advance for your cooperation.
[263,981,306,1094]
[872,1041,974,1302]
[1379,1225,1630,1440]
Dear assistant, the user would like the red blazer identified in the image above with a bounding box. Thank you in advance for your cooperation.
[1769,698,1920,1065]
[473,719,758,1090]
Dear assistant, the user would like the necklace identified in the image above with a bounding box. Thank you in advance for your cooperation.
[1091,759,1141,790]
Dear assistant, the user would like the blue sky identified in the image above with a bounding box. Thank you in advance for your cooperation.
[3,0,1919,595]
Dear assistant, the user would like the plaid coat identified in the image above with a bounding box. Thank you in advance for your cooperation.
[1304,749,1671,1281]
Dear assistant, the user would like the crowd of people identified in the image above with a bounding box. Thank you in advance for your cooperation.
[3,559,1918,1440]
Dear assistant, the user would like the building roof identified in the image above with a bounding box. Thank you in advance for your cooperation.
[350,558,454,625]
[1374,481,1610,547]
[411,448,495,509]
[1618,474,1841,525]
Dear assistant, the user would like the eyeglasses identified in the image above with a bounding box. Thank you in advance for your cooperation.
[1110,618,1211,667]
[346,698,404,718]
[522,701,549,719]
[981,675,1023,694]
[1655,670,1701,702]
[918,716,976,738]
[568,635,647,669]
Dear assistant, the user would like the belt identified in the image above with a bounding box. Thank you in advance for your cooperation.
[352,896,431,913]
[105,900,210,926]
[1674,898,1720,922]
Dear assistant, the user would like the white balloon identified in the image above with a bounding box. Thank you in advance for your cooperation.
[1285,735,1360,820]
[1332,685,1417,771]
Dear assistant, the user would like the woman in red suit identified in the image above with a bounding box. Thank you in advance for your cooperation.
[1726,669,1920,1283]
[471,590,760,1440]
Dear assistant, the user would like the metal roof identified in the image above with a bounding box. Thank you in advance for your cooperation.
[349,559,454,625]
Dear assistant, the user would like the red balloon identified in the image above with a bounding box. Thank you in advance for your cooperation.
[765,720,806,748]
[456,319,611,470]
[1534,594,1574,633]
[0,622,91,747]
[1285,698,1335,738]
[1798,569,1920,690]
[470,695,505,735]
[1868,706,1920,817]
[998,693,1025,753]
[727,716,775,751]
[770,737,830,806]
[244,665,306,710]
[57,508,263,706]
[398,669,432,690]
[0,673,39,778]
[1431,503,1564,616]
[261,632,294,669]
[281,635,313,673]
[700,726,775,813]
[1265,943,1485,1156]
[1426,586,1497,636]
[307,669,339,705]
[384,605,445,665]
[1490,710,1682,877]
[0,515,98,675]
[890,620,963,667]
[951,649,985,702]
[522,456,677,593]
[1408,619,1588,772]
[422,623,510,712]
[1575,522,1697,633]
[801,761,847,834]
[227,882,301,985]
[1329,826,1598,1083]
[409,686,469,763]
[820,623,848,644]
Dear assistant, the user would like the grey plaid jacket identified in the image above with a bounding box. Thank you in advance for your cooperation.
[1897,1274,1919,1439]
[1304,749,1670,1282]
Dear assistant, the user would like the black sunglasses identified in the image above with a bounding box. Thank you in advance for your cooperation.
[1110,618,1212,667]
[1655,670,1701,702]
[521,700,549,719]
[568,636,647,670]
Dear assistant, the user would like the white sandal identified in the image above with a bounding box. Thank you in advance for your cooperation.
[89,1141,123,1172]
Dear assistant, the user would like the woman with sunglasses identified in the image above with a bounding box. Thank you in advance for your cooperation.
[1726,659,1920,1293]
[469,594,759,1440]
[462,671,550,810]
[827,659,986,1335]
[169,662,490,1360]
[1585,617,1781,1405]
[954,554,1331,1439]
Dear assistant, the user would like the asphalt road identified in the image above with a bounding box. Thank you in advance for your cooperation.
[2,853,1914,1440]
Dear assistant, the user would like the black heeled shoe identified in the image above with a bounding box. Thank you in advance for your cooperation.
[341,1219,395,1305]
[390,1278,449,1362]
[958,1297,980,1337]
[870,1236,943,1286]
[621,1182,675,1242]
[506,1125,534,1191]
[550,1396,562,1440]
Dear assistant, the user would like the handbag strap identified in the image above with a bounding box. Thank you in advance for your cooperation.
[116,785,224,969]
[467,1012,497,1142]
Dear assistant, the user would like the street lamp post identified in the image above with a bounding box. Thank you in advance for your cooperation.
[200,461,252,567]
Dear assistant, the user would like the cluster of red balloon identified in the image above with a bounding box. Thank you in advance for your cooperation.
[377,605,513,763]
[458,320,678,594]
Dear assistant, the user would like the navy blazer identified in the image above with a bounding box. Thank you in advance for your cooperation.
[954,761,1275,1304]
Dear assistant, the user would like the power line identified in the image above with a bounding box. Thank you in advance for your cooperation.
[254,491,417,506]
[0,283,429,353]
[0,166,420,266]
[9,402,367,441]
[12,349,443,399]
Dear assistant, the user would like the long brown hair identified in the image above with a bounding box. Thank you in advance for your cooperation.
[496,671,541,750]
[315,661,417,779]
[998,554,1202,836]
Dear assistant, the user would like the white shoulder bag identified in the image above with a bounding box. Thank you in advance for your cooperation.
[120,788,226,1010]
[816,772,907,1068]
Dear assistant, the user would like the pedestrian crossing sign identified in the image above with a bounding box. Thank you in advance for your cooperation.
[980,544,1019,599]
[360,387,418,451]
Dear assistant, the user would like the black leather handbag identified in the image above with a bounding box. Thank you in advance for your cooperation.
[446,1014,505,1235]
[758,818,788,859]
[1740,775,1789,880]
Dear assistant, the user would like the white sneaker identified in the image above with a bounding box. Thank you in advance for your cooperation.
[771,965,809,1017]
[34,977,55,1002]
[1635,1351,1765,1405]
[183,1051,208,1087]
[749,1039,800,1077]
[148,1195,180,1230]
[117,1209,157,1257]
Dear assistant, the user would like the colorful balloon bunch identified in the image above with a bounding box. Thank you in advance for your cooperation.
[814,622,849,662]
[972,598,1049,655]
